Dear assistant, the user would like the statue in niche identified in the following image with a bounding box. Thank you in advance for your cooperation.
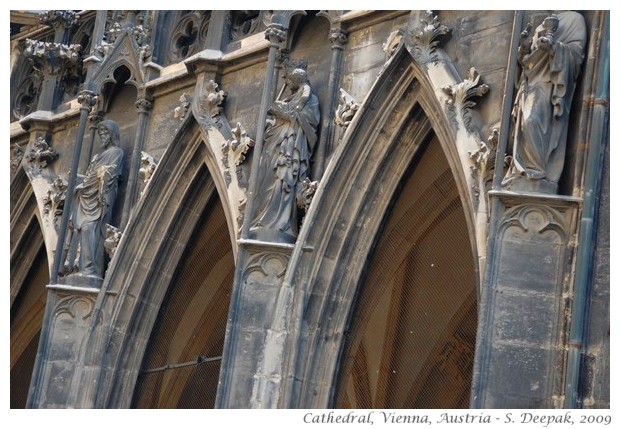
[251,67,320,243]
[64,119,124,278]
[503,11,586,194]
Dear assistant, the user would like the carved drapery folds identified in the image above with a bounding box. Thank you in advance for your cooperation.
[250,63,320,243]
[335,88,360,128]
[442,67,489,133]
[409,10,451,66]
[63,120,124,280]
[25,136,59,173]
[502,12,587,194]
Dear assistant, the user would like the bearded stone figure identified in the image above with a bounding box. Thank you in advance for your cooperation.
[64,119,124,278]
[251,68,320,243]
[503,11,587,194]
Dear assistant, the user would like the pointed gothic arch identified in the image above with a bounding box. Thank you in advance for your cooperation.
[272,43,480,408]
[65,115,236,408]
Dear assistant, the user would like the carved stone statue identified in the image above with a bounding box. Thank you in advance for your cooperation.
[64,120,124,278]
[503,11,586,193]
[251,68,320,243]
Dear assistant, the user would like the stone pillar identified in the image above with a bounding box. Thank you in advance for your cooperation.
[121,96,152,228]
[313,28,347,180]
[26,283,100,408]
[215,20,288,409]
[472,191,579,408]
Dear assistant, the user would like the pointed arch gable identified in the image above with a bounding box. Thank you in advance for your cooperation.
[274,43,481,408]
[67,115,235,408]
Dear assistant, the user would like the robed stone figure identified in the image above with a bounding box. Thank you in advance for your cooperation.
[65,119,124,278]
[503,11,586,193]
[251,68,320,243]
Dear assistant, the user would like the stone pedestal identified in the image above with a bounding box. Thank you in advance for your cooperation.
[472,191,580,408]
[26,284,99,408]
[216,239,293,408]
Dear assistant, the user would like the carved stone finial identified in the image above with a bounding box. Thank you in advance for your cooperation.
[42,176,68,227]
[265,23,287,45]
[410,10,451,66]
[174,93,193,122]
[383,29,404,60]
[39,10,79,29]
[199,80,226,119]
[335,88,360,128]
[135,97,153,113]
[25,136,59,172]
[328,30,348,49]
[139,152,158,191]
[442,67,489,133]
[11,145,25,175]
[103,224,123,259]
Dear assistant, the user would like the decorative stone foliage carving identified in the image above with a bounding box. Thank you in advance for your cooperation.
[297,178,318,212]
[139,152,158,190]
[11,145,25,175]
[328,31,348,49]
[174,93,192,121]
[42,176,68,226]
[222,123,254,187]
[502,12,587,194]
[409,10,450,66]
[39,10,79,30]
[196,80,226,125]
[103,224,122,259]
[335,88,360,128]
[135,97,153,113]
[24,39,81,68]
[442,67,489,133]
[99,11,153,61]
[25,136,59,173]
[469,129,499,209]
[383,29,404,60]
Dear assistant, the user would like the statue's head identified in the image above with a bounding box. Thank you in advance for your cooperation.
[289,68,308,89]
[97,120,120,148]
